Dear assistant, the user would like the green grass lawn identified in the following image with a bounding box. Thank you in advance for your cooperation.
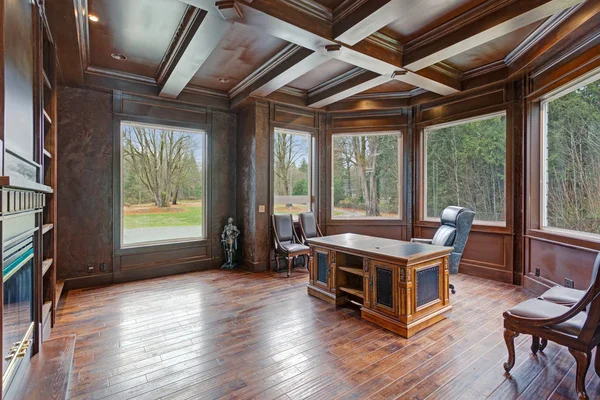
[124,205,203,229]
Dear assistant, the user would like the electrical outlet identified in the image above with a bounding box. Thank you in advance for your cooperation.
[535,268,540,277]
[87,264,94,273]
[99,263,106,272]
[565,278,574,288]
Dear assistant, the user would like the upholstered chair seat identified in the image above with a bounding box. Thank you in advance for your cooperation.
[507,298,587,336]
[540,286,587,306]
[280,242,309,253]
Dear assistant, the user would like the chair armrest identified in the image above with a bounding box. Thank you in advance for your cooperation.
[411,238,433,244]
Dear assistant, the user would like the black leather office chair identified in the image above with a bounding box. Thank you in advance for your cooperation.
[298,212,323,245]
[272,214,311,277]
[411,206,475,294]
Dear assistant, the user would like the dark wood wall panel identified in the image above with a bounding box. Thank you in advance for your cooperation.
[57,86,113,280]
[326,225,408,241]
[329,111,407,130]
[120,99,208,125]
[120,245,209,271]
[273,103,315,127]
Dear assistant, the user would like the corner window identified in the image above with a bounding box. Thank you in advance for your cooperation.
[332,132,402,219]
[424,113,506,224]
[273,129,312,218]
[541,75,600,237]
[120,122,206,247]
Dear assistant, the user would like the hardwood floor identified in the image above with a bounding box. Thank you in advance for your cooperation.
[51,269,600,399]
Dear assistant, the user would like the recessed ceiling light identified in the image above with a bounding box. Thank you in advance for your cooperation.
[111,53,127,60]
[88,14,99,22]
[217,77,229,84]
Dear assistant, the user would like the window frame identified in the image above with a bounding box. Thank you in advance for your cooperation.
[330,130,403,221]
[422,111,508,227]
[118,120,208,249]
[270,127,315,219]
[539,71,600,240]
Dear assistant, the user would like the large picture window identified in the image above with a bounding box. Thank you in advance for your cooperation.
[424,113,506,223]
[273,129,312,217]
[542,75,600,236]
[332,132,401,219]
[120,122,206,247]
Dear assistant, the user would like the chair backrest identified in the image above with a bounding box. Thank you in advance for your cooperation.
[431,206,475,251]
[273,214,295,243]
[577,253,600,343]
[299,212,320,240]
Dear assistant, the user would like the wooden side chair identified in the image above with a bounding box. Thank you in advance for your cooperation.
[503,253,600,400]
[298,211,323,245]
[272,214,311,277]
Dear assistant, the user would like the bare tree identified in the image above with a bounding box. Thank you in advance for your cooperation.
[123,125,195,207]
[273,132,304,196]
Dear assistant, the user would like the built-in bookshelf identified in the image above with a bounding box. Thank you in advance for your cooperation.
[39,9,58,338]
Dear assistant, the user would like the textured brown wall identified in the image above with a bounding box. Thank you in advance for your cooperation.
[236,100,270,272]
[57,86,113,280]
[57,87,237,283]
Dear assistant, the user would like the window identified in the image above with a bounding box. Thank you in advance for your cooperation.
[332,132,401,219]
[424,113,506,223]
[541,75,600,236]
[120,122,206,247]
[273,129,312,217]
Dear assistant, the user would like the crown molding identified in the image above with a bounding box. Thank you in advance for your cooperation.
[429,62,463,80]
[280,0,332,23]
[307,67,366,98]
[405,0,514,53]
[228,44,308,99]
[184,85,230,99]
[342,87,427,101]
[462,60,506,80]
[86,66,157,85]
[364,31,403,54]
[504,4,582,66]
[531,29,600,79]
[277,86,308,98]
[332,0,368,24]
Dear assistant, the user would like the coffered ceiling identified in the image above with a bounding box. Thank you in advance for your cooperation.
[47,0,600,110]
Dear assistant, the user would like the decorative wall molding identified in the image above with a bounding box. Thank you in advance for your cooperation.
[282,0,332,22]
[332,0,367,24]
[462,60,506,80]
[307,67,365,98]
[86,66,157,85]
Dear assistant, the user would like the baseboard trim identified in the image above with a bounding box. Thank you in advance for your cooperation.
[241,258,269,272]
[63,273,114,291]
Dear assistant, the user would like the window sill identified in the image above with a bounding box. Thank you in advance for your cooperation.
[116,238,209,255]
[527,228,600,250]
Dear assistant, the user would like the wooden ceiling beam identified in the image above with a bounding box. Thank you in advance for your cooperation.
[403,0,585,72]
[158,6,232,99]
[179,0,458,96]
[334,0,403,46]
[307,69,392,108]
[507,0,600,78]
[229,45,330,108]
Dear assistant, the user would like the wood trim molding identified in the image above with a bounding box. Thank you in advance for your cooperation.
[281,0,332,22]
[87,66,157,85]
[73,0,90,71]
[332,0,367,24]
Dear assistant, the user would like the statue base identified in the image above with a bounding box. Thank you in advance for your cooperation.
[221,262,237,271]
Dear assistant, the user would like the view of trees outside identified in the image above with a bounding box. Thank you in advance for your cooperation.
[425,114,506,222]
[273,129,311,217]
[544,78,600,235]
[121,122,204,246]
[332,133,401,218]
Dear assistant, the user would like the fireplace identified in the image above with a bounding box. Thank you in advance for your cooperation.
[2,231,35,391]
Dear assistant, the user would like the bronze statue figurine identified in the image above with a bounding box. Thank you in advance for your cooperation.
[221,217,240,270]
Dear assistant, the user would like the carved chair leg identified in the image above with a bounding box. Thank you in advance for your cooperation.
[503,328,520,373]
[595,345,600,377]
[531,336,540,354]
[287,257,292,278]
[540,338,548,352]
[569,348,591,400]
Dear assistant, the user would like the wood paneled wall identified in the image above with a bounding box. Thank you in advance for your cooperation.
[412,82,521,284]
[523,42,600,294]
[57,87,236,288]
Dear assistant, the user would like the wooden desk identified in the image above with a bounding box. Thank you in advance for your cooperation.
[307,233,453,338]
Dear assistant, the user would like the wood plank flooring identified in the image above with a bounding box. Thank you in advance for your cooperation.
[51,269,600,399]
